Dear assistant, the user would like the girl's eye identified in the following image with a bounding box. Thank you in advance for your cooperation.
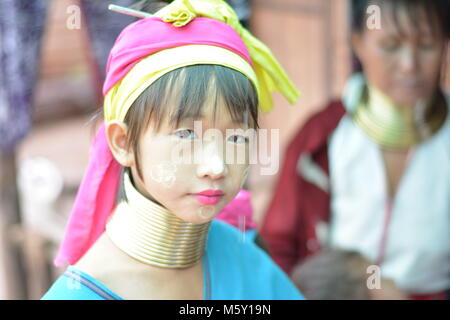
[173,129,197,140]
[228,135,249,144]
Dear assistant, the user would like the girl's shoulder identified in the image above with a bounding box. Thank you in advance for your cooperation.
[41,266,123,300]
[41,232,129,300]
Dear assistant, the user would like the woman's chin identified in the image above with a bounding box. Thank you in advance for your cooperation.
[391,90,429,107]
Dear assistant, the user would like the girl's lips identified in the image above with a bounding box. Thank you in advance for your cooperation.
[196,189,224,196]
[193,194,223,205]
[191,189,224,205]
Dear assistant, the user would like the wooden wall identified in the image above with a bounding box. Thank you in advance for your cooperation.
[33,0,97,124]
[248,0,352,225]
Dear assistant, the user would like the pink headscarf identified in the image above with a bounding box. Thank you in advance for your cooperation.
[54,17,257,267]
[103,17,252,95]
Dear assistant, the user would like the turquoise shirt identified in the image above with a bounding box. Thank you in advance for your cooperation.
[42,220,303,300]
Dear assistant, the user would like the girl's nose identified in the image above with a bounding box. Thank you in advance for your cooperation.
[196,141,228,180]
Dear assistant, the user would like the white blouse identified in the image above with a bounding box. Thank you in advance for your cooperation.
[328,75,450,294]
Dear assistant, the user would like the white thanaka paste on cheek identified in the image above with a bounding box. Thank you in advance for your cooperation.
[150,162,177,188]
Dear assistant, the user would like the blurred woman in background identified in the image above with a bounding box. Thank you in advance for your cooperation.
[261,0,450,299]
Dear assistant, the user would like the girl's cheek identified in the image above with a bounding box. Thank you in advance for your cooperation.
[228,165,249,191]
[148,161,178,189]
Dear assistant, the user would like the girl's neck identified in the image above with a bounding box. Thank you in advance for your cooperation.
[105,170,211,270]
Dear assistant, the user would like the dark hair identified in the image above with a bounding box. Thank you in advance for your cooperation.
[351,0,450,75]
[352,0,450,37]
[291,249,372,300]
[130,0,170,13]
[124,64,259,180]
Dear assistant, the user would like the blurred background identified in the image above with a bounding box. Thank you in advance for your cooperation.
[0,0,448,300]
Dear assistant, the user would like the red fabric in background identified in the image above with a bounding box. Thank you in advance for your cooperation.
[260,101,345,274]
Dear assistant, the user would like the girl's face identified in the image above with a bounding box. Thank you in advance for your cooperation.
[128,95,253,224]
[352,4,446,107]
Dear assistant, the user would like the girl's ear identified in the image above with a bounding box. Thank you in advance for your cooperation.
[105,121,135,167]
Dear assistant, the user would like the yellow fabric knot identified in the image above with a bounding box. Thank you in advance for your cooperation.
[156,0,301,113]
[158,0,196,27]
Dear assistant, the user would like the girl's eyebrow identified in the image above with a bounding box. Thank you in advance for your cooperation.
[176,116,201,125]
[178,114,248,125]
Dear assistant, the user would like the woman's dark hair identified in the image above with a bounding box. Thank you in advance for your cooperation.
[124,64,259,180]
[351,0,450,73]
[351,0,450,37]
[130,0,170,13]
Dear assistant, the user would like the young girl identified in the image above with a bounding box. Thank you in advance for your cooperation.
[42,0,303,300]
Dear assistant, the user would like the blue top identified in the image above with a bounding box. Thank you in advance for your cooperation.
[42,220,303,300]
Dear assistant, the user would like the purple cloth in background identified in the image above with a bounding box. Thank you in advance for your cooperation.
[0,0,48,154]
[0,0,135,153]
